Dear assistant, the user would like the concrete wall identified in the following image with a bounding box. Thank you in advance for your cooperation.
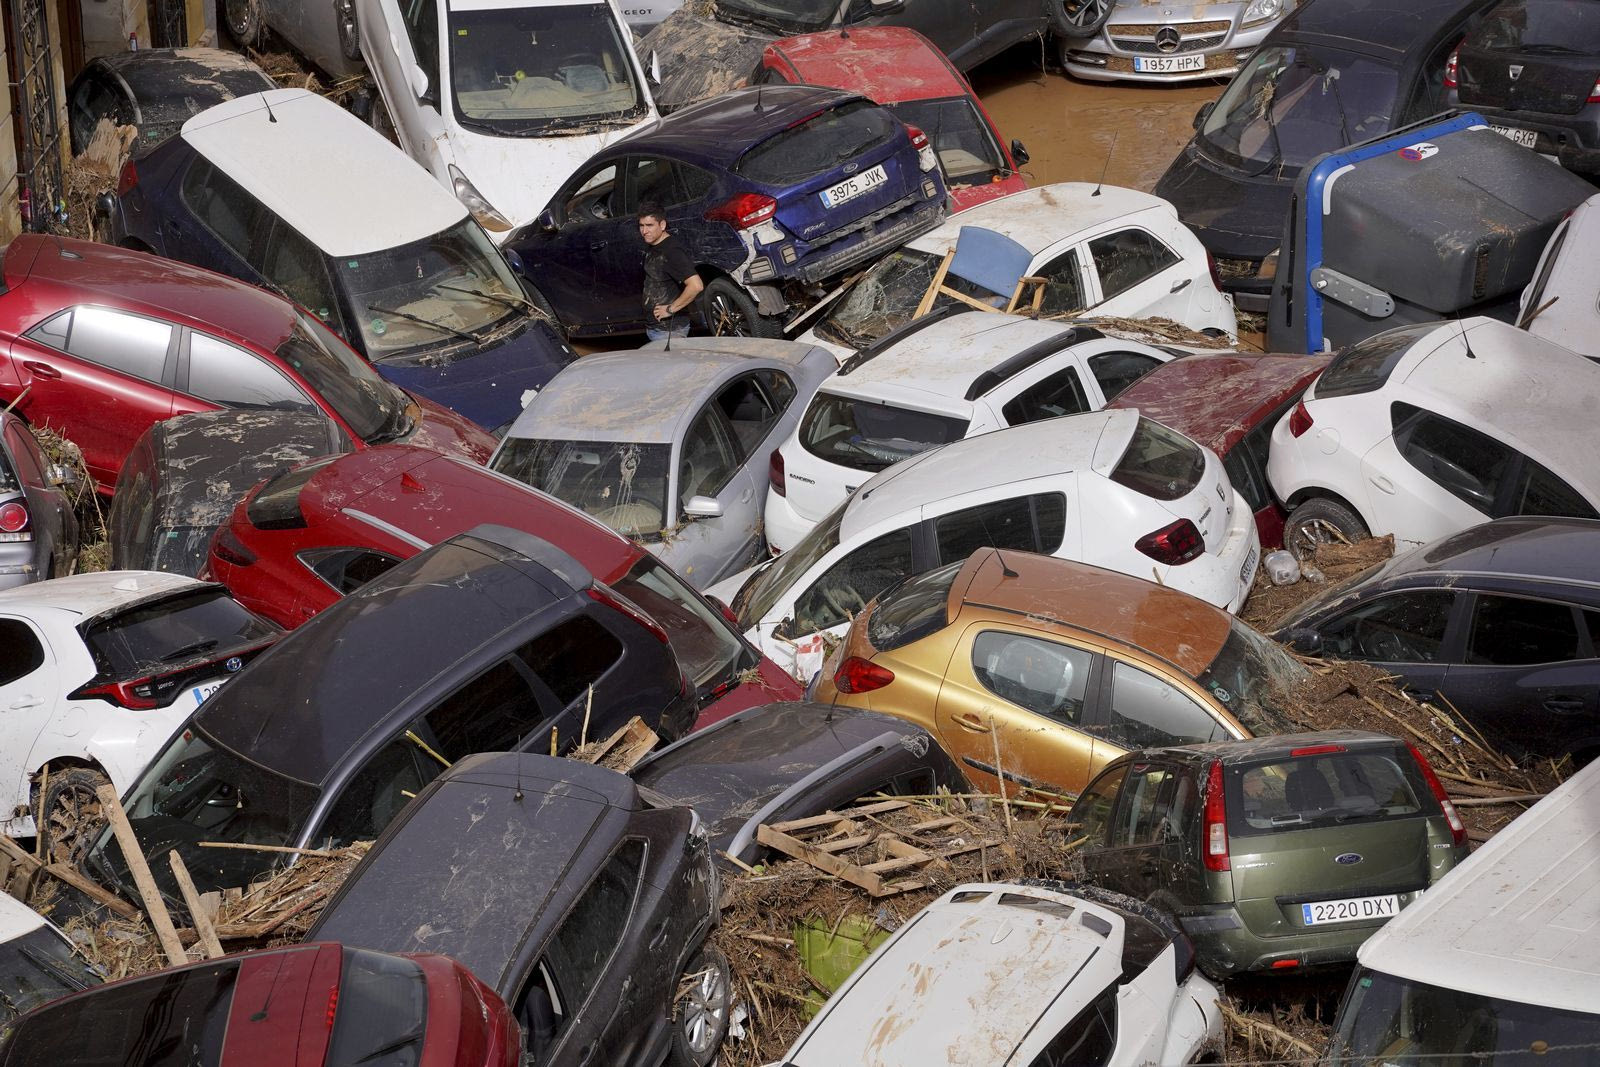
[81,0,145,59]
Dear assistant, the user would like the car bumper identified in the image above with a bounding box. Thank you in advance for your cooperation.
[1064,16,1275,84]
[763,487,832,556]
[762,189,947,287]
[1180,892,1421,979]
[1164,489,1259,612]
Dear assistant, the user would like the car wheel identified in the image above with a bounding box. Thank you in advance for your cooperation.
[666,944,731,1067]
[1051,0,1112,39]
[1284,497,1370,560]
[335,0,361,60]
[701,278,782,339]
[220,0,263,48]
[37,766,110,869]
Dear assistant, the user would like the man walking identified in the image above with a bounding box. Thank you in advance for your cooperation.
[639,202,703,342]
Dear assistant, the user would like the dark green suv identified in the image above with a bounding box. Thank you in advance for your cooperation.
[1069,730,1469,979]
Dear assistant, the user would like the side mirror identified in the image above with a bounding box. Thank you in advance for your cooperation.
[648,49,662,86]
[505,248,527,275]
[1282,627,1323,655]
[1193,101,1214,131]
[536,207,559,234]
[867,0,905,13]
[683,495,723,519]
[45,463,77,488]
[410,63,433,104]
[1010,138,1030,166]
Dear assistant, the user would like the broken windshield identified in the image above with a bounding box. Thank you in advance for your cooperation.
[815,247,997,349]
[716,0,841,33]
[492,438,672,540]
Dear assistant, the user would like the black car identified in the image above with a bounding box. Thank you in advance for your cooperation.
[632,701,969,866]
[82,524,696,898]
[1154,0,1497,310]
[1447,0,1600,178]
[308,752,729,1067]
[67,47,276,159]
[1274,517,1600,764]
[108,410,347,576]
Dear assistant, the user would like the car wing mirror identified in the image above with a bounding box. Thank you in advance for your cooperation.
[536,207,559,235]
[1193,101,1214,130]
[410,63,435,105]
[1282,627,1323,655]
[867,0,905,13]
[683,495,723,519]
[45,463,77,488]
[1010,139,1030,167]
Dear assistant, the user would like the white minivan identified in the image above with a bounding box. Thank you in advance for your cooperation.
[358,0,657,239]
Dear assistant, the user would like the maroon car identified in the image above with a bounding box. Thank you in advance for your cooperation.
[1109,352,1331,549]
[0,942,519,1067]
[0,235,492,492]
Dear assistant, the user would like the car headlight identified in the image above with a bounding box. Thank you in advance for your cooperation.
[449,164,513,232]
[1242,0,1286,26]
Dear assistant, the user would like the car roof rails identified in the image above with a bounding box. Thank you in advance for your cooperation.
[964,324,1105,401]
[836,303,974,376]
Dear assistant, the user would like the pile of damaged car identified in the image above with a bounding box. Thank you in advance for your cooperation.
[6,0,1600,1061]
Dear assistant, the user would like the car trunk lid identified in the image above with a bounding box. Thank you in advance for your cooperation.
[1459,46,1600,115]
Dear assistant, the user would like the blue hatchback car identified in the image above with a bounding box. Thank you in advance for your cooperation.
[509,84,948,339]
[98,89,576,434]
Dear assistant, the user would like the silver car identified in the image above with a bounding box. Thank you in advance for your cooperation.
[491,337,837,590]
[1060,0,1295,83]
[0,412,78,590]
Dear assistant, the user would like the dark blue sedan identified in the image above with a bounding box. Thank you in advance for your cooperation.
[510,83,948,338]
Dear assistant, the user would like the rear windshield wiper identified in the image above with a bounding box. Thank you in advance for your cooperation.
[366,304,483,344]
[162,638,218,662]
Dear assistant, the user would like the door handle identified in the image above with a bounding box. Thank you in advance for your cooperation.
[739,488,753,504]
[21,362,59,380]
[1369,474,1396,495]
[576,1043,597,1067]
[952,713,992,733]
[9,697,41,710]
[1543,696,1585,713]
[1169,277,1192,293]
[648,919,669,950]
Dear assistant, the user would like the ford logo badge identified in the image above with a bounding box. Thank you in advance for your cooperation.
[225,657,243,673]
[1334,852,1363,865]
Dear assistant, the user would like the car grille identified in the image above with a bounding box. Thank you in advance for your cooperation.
[1108,19,1231,54]
[794,192,946,284]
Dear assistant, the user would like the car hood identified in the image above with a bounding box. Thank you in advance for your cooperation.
[402,391,498,462]
[375,320,576,433]
[640,8,773,111]
[1154,143,1291,261]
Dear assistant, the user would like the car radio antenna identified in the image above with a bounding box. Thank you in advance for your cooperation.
[1454,313,1476,359]
[262,91,278,124]
[1091,132,1118,197]
[993,548,1019,579]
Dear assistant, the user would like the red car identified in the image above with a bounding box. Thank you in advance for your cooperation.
[1109,352,1331,549]
[0,235,492,492]
[206,444,800,725]
[0,942,518,1067]
[754,27,1029,211]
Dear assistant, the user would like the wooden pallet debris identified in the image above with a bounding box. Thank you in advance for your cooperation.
[570,715,659,772]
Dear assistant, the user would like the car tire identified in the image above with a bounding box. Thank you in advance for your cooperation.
[701,278,782,339]
[219,0,263,49]
[37,766,110,869]
[335,0,362,60]
[1051,0,1112,39]
[666,944,732,1067]
[1284,497,1370,560]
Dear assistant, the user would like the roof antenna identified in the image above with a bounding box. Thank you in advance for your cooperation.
[262,91,278,124]
[754,84,764,115]
[513,760,524,803]
[1454,314,1476,359]
[49,231,78,259]
[993,548,1019,579]
[1091,131,1118,197]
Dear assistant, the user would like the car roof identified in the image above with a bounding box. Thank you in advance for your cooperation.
[840,409,1135,539]
[1279,0,1492,55]
[951,547,1231,679]
[0,569,205,616]
[906,182,1175,257]
[506,341,822,444]
[308,753,638,989]
[0,894,49,942]
[1355,756,1600,1014]
[5,234,300,347]
[1137,729,1401,763]
[763,27,968,104]
[606,83,865,169]
[180,89,468,257]
[786,882,1126,1063]
[1364,516,1600,591]
[93,46,274,99]
[1107,353,1330,455]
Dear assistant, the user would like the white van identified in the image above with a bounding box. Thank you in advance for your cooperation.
[1324,759,1600,1064]
[358,0,657,240]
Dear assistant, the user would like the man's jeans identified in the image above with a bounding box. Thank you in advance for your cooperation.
[646,322,690,342]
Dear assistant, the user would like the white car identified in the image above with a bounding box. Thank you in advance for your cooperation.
[0,572,278,860]
[618,0,678,31]
[1266,317,1600,554]
[0,894,100,1025]
[776,881,1222,1066]
[1519,191,1600,356]
[767,309,1179,552]
[359,0,658,239]
[795,182,1236,359]
[709,408,1260,678]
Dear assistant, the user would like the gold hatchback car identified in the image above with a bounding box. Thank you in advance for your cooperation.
[814,548,1303,798]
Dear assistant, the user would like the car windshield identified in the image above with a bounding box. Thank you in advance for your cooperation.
[0,926,99,1025]
[1332,968,1600,1065]
[715,0,841,33]
[890,96,1005,184]
[1471,0,1600,54]
[814,248,996,349]
[79,587,277,680]
[1197,45,1400,173]
[334,218,525,359]
[612,554,749,696]
[276,314,408,443]
[800,391,969,474]
[1226,748,1425,834]
[448,2,646,134]
[1193,618,1306,734]
[735,99,897,185]
[325,950,428,1067]
[492,438,672,539]
[1109,416,1206,501]
[735,498,845,624]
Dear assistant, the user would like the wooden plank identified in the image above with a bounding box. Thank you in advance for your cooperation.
[42,862,139,920]
[97,784,186,966]
[770,800,908,833]
[813,833,875,854]
[755,824,885,896]
[168,852,223,960]
[863,837,1002,876]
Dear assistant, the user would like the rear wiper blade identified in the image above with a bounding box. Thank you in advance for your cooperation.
[366,303,483,344]
[162,639,218,662]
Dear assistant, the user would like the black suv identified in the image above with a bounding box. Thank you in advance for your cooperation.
[309,752,728,1067]
[84,524,695,898]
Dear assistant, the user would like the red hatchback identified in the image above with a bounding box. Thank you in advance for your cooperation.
[0,235,492,492]
[755,27,1029,211]
[1109,352,1331,549]
[0,942,518,1067]
[207,444,800,724]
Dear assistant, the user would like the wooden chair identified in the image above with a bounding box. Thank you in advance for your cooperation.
[913,225,1048,319]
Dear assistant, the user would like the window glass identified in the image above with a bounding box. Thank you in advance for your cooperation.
[25,310,70,351]
[789,527,914,635]
[0,619,44,686]
[630,157,709,211]
[81,588,276,679]
[320,735,435,843]
[1229,751,1425,836]
[1072,766,1126,845]
[1036,249,1087,315]
[1087,350,1161,401]
[1028,986,1116,1067]
[1002,366,1089,425]
[1166,769,1201,841]
[1110,763,1173,848]
[539,839,643,1018]
[1467,595,1581,666]
[187,333,315,412]
[934,495,1047,564]
[1110,417,1205,502]
[262,222,345,333]
[1224,447,1269,514]
[891,95,1005,183]
[562,164,620,224]
[517,615,622,707]
[1471,0,1600,53]
[325,950,428,1067]
[611,555,744,692]
[423,657,546,759]
[799,392,968,474]
[64,306,171,382]
[1088,229,1179,301]
[181,158,268,261]
[1318,590,1455,663]
[1101,661,1225,750]
[1514,459,1598,519]
[679,407,742,504]
[404,0,439,97]
[1393,404,1512,515]
[759,369,796,412]
[972,631,1092,726]
[69,75,126,150]
[734,100,895,185]
[1317,324,1438,398]
[301,548,402,595]
[867,561,960,653]
[715,373,780,459]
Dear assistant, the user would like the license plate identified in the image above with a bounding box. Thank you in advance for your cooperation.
[192,680,225,705]
[1492,124,1538,148]
[1300,894,1399,926]
[1134,54,1206,73]
[820,165,887,209]
[1241,545,1259,584]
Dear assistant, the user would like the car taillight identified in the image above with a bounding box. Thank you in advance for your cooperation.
[906,123,929,150]
[1134,518,1204,565]
[768,449,785,496]
[71,675,178,710]
[589,584,670,645]
[1590,76,1600,104]
[1406,742,1467,847]
[0,501,29,540]
[834,656,893,694]
[1204,759,1229,872]
[1444,44,1459,89]
[705,192,778,230]
[211,526,257,567]
[116,159,138,197]
[1289,743,1346,757]
[1287,401,1313,438]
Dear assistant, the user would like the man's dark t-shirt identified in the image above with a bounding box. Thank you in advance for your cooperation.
[643,234,698,316]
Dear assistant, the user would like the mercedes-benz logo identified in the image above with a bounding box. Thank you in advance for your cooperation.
[1155,26,1181,53]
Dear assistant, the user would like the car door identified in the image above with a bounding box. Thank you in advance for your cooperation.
[1084,759,1177,901]
[518,161,633,332]
[668,398,760,587]
[173,329,323,421]
[854,0,1044,70]
[0,617,55,832]
[1369,404,1513,547]
[1088,657,1235,757]
[627,156,731,321]
[1082,226,1195,322]
[764,524,921,674]
[170,156,274,286]
[1310,589,1463,702]
[360,0,449,174]
[10,306,178,487]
